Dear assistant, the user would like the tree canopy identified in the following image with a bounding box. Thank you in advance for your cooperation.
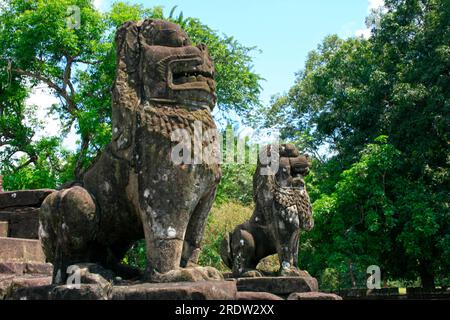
[0,0,263,184]
[257,0,449,288]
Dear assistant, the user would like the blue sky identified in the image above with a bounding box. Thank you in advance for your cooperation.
[96,0,381,104]
[31,0,384,149]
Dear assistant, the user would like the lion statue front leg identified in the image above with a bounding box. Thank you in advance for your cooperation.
[141,178,223,283]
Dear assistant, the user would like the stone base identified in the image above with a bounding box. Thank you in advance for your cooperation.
[236,276,319,296]
[288,292,343,300]
[112,281,237,300]
[6,280,238,300]
[4,278,346,300]
[237,291,283,300]
[0,274,52,299]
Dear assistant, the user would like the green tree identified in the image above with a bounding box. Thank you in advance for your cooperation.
[259,0,449,288]
[303,137,449,289]
[0,60,72,190]
[0,0,262,183]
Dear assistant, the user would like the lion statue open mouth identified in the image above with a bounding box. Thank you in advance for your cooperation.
[220,144,314,278]
[39,19,222,284]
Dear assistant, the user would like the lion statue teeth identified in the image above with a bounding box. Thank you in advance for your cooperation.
[220,144,314,278]
[39,19,222,284]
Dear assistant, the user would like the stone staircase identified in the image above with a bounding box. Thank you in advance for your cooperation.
[0,190,55,299]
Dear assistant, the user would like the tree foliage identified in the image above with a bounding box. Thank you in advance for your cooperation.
[258,0,449,288]
[0,0,262,183]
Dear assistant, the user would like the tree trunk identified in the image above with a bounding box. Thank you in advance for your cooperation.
[74,136,90,181]
[349,260,357,289]
[419,261,435,290]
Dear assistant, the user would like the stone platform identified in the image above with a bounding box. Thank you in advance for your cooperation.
[4,276,342,300]
[7,280,238,300]
[0,189,55,300]
[0,189,342,301]
[236,276,319,296]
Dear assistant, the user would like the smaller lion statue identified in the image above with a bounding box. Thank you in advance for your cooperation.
[220,144,314,277]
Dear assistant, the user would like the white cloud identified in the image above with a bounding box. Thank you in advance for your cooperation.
[26,88,60,137]
[355,0,385,39]
[355,28,372,39]
[93,0,104,10]
[27,87,78,151]
[369,0,385,11]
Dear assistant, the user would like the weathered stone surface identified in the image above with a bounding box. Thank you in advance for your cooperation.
[221,144,314,277]
[0,261,52,275]
[51,284,111,300]
[39,19,222,285]
[6,285,54,300]
[0,274,15,299]
[0,189,54,209]
[0,221,7,237]
[287,292,343,300]
[236,277,318,296]
[150,266,223,283]
[7,280,237,300]
[0,208,40,239]
[6,284,107,300]
[0,237,46,262]
[237,291,283,301]
[111,281,237,300]
[0,275,52,300]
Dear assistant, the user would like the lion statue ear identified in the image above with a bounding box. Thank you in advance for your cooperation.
[111,21,145,157]
[115,20,144,80]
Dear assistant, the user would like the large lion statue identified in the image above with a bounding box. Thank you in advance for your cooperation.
[220,144,314,277]
[39,19,222,284]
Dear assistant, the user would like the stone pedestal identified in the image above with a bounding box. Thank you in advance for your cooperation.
[7,281,238,300]
[288,292,343,300]
[235,276,319,296]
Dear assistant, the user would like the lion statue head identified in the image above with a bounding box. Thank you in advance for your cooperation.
[254,144,314,232]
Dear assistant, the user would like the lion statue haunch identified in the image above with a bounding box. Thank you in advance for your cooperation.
[39,19,222,284]
[220,144,314,278]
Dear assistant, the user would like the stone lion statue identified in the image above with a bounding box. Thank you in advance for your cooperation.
[39,19,222,284]
[220,144,314,278]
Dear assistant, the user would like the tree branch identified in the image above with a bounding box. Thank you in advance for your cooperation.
[62,56,73,92]
[13,67,79,115]
[74,135,91,180]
